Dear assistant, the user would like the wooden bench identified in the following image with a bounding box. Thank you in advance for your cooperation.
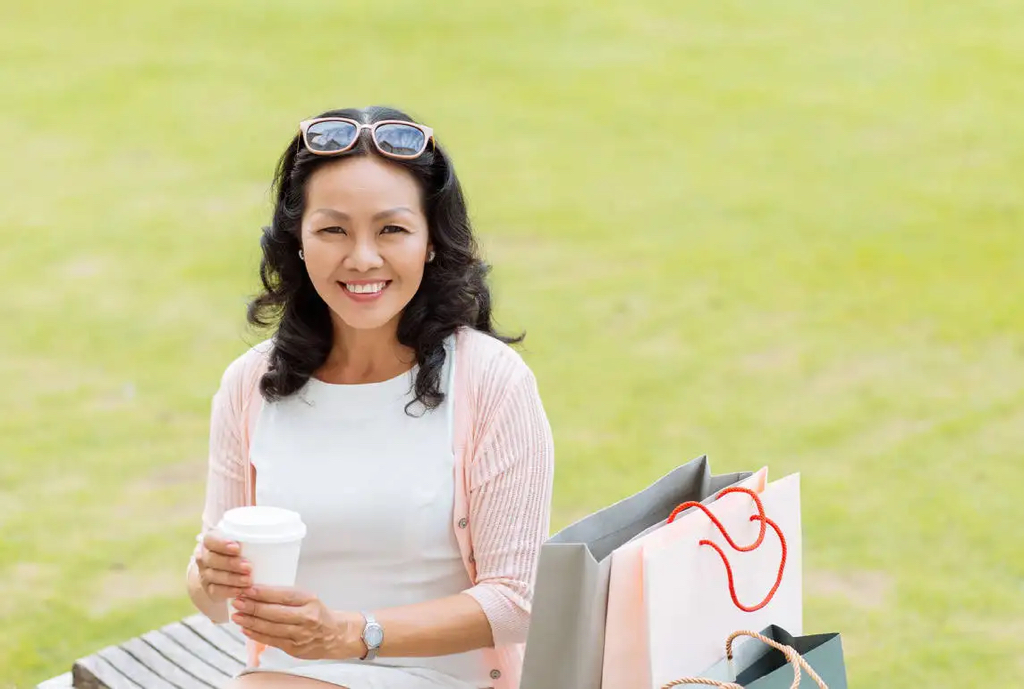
[37,615,247,688]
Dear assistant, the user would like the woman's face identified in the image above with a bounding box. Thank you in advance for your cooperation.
[299,155,431,335]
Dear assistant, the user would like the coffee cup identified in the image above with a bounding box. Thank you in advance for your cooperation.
[216,505,307,589]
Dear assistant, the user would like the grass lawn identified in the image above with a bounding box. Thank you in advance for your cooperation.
[2,0,1022,686]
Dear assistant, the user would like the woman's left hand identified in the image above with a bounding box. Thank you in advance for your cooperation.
[231,586,357,660]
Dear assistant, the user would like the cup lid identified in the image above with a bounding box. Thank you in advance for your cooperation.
[217,506,307,544]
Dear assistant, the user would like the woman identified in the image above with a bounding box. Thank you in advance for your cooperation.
[186,105,555,689]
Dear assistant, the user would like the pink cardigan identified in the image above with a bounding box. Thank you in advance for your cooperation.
[192,327,555,689]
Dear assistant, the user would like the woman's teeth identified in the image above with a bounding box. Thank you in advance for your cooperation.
[344,282,387,294]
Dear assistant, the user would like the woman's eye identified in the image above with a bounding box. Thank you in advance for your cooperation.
[381,225,408,235]
[319,226,346,234]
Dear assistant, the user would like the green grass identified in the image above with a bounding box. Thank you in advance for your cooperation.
[2,0,1022,686]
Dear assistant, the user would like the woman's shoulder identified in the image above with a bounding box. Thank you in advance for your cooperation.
[454,327,535,391]
[217,339,273,400]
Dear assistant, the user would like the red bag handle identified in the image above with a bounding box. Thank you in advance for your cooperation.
[668,486,768,550]
[666,486,788,613]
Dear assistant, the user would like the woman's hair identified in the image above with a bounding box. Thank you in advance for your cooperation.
[247,105,522,411]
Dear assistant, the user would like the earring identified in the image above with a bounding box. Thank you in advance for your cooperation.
[427,250,436,263]
[298,249,305,261]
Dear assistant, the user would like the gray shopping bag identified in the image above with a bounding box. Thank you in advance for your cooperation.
[520,455,753,689]
[692,626,847,689]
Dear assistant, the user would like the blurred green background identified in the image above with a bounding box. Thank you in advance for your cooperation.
[2,0,1022,686]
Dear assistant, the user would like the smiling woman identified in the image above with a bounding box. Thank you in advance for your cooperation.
[301,161,431,337]
[184,106,556,689]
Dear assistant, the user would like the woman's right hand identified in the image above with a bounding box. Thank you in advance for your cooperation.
[195,532,252,603]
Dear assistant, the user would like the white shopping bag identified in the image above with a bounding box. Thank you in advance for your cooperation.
[641,473,803,688]
[601,468,769,689]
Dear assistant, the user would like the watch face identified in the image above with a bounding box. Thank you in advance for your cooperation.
[365,625,384,647]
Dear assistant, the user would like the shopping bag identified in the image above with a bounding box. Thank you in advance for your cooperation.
[665,627,847,689]
[642,474,803,687]
[520,456,755,689]
[602,468,769,689]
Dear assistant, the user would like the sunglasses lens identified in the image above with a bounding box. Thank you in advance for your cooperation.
[374,123,427,157]
[305,120,358,153]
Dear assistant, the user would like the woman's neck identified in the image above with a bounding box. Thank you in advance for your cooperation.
[316,319,416,385]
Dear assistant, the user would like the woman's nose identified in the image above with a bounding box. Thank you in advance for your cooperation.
[346,239,384,271]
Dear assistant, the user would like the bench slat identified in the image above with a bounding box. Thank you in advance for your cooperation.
[121,636,214,689]
[98,646,176,689]
[35,671,73,689]
[179,616,247,666]
[141,630,230,687]
[73,653,140,689]
[219,622,246,646]
[160,623,244,677]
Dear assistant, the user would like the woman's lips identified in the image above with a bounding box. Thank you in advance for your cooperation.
[338,280,391,302]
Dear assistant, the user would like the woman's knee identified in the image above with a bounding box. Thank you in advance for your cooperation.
[225,672,346,688]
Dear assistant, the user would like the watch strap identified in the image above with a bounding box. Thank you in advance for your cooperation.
[359,611,383,661]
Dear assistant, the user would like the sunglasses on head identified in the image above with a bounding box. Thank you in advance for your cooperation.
[298,118,435,160]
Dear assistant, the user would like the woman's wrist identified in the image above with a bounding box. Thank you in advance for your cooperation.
[331,610,366,660]
[187,558,230,624]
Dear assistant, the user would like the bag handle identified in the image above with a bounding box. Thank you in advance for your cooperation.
[727,630,828,689]
[667,486,788,613]
[660,680,744,688]
[661,629,829,689]
[668,486,768,551]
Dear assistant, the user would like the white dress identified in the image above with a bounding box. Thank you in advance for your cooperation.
[236,337,490,688]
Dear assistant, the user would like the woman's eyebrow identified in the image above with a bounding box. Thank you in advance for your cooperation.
[371,206,415,221]
[309,207,415,221]
[310,208,349,220]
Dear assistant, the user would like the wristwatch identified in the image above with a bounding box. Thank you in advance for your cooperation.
[359,612,384,661]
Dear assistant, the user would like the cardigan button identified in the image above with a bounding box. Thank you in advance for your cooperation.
[468,551,475,564]
[458,517,468,529]
[490,669,501,680]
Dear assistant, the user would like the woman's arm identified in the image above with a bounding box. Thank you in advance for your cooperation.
[460,363,556,646]
[332,593,493,658]
[231,587,491,660]
[187,354,256,623]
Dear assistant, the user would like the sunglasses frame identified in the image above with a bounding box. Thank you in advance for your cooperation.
[298,117,435,160]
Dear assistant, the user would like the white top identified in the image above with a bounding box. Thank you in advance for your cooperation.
[241,337,490,688]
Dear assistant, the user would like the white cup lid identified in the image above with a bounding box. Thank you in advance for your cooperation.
[217,506,307,544]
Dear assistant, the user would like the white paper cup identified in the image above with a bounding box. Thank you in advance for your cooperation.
[216,506,307,588]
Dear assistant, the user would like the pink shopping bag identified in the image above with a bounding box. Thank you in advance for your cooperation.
[602,468,769,689]
[642,474,803,688]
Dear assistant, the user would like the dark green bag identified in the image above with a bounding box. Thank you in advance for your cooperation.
[688,626,847,689]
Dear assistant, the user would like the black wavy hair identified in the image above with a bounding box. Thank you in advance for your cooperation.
[246,105,521,411]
